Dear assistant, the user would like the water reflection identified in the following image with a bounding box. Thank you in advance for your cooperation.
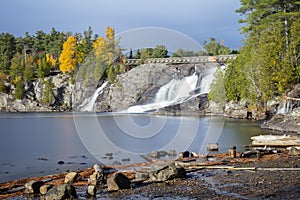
[0,112,274,183]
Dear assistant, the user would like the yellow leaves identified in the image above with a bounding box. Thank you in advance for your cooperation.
[105,26,115,41]
[46,53,56,68]
[93,36,107,58]
[59,36,78,74]
[13,75,22,85]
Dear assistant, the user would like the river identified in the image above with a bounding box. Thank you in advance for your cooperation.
[0,112,274,183]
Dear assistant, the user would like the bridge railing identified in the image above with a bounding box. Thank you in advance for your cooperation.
[126,55,236,65]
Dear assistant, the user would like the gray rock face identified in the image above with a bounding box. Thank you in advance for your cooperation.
[45,184,77,200]
[5,73,73,112]
[0,92,8,110]
[96,63,205,112]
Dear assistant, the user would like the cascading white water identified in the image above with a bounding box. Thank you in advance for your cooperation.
[199,67,217,94]
[127,67,217,113]
[155,73,198,102]
[79,81,108,112]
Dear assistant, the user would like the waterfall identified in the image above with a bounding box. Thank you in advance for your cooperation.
[198,67,217,94]
[277,99,293,115]
[127,67,217,113]
[155,73,198,102]
[79,81,108,112]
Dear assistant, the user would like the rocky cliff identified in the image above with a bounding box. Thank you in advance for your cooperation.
[0,74,73,112]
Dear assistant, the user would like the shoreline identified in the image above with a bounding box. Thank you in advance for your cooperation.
[1,151,300,199]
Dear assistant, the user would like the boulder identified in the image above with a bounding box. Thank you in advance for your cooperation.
[86,185,97,197]
[64,172,79,184]
[45,184,77,200]
[288,147,300,156]
[107,173,131,191]
[88,171,104,186]
[207,143,219,151]
[24,180,44,194]
[178,151,190,158]
[149,163,186,182]
[40,185,52,195]
[93,164,103,173]
[168,150,177,156]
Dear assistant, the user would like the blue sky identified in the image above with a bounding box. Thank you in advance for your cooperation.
[0,0,244,49]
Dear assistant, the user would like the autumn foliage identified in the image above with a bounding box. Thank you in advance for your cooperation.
[59,36,78,73]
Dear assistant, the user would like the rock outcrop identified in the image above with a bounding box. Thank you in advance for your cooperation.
[95,63,213,112]
[0,74,73,112]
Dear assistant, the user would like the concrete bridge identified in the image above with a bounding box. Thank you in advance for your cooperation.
[126,54,236,66]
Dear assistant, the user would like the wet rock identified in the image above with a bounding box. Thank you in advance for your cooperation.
[93,164,103,173]
[112,161,122,166]
[121,158,130,162]
[178,151,190,158]
[88,171,104,186]
[228,147,237,158]
[149,163,186,182]
[168,150,177,156]
[57,160,65,165]
[135,172,150,181]
[86,185,97,197]
[40,185,52,195]
[64,172,79,184]
[45,184,77,200]
[207,143,219,151]
[288,147,300,156]
[148,151,159,158]
[24,180,44,194]
[158,150,168,157]
[107,172,131,191]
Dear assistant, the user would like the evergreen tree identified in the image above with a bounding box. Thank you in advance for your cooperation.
[218,0,300,106]
[0,33,16,73]
[42,79,54,105]
[14,76,24,99]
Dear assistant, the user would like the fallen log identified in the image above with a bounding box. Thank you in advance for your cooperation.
[257,168,300,171]
[251,134,300,147]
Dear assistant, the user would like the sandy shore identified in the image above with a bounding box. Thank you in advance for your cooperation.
[0,150,299,199]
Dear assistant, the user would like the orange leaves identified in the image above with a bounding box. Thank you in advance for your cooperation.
[59,36,78,74]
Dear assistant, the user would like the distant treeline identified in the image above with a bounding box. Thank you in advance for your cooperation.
[0,25,234,99]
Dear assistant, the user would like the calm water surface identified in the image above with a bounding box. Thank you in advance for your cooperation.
[0,112,274,183]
